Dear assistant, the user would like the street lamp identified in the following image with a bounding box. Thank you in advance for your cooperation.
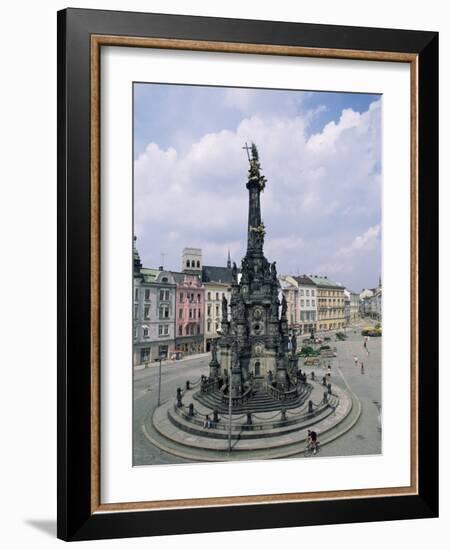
[157,351,166,406]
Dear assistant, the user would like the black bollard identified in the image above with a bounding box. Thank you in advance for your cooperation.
[185,380,190,390]
[322,376,327,386]
[327,383,332,395]
[246,412,252,425]
[213,409,219,424]
[311,371,315,381]
[188,403,194,417]
[176,387,183,408]
[308,400,313,413]
[323,391,328,403]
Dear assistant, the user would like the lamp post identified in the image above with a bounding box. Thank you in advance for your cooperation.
[157,352,166,406]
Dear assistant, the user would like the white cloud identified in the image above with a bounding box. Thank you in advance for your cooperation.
[134,99,381,287]
[336,225,381,258]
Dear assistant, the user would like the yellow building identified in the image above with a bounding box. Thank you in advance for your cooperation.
[309,275,346,331]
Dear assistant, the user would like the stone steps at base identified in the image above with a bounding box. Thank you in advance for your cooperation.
[193,385,312,414]
[166,400,337,441]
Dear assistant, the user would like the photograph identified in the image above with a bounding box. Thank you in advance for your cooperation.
[132,83,383,465]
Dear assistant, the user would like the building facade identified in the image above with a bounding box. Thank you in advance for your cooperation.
[133,263,177,366]
[174,273,205,355]
[202,262,234,352]
[309,275,346,331]
[294,276,318,335]
[361,289,382,321]
[349,291,361,324]
[359,279,382,321]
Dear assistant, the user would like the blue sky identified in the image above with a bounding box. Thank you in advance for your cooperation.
[133,83,381,292]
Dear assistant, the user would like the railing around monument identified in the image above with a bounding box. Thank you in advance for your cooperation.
[172,394,337,432]
[200,378,219,393]
[264,383,299,402]
[221,386,253,408]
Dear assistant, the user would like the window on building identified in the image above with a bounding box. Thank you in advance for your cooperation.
[306,289,310,296]
[306,300,310,307]
[161,277,168,283]
[134,288,139,301]
[134,327,137,339]
[186,260,190,268]
[179,325,182,336]
[312,299,315,306]
[144,289,150,300]
[312,290,315,296]
[197,325,200,335]
[215,322,219,331]
[143,327,149,338]
[144,305,150,319]
[216,292,219,301]
[179,309,183,319]
[197,293,201,303]
[160,289,169,301]
[198,308,201,318]
[179,292,184,302]
[300,300,304,307]
[207,292,211,301]
[189,309,192,319]
[159,305,169,319]
[193,309,196,319]
[140,348,150,362]
[134,304,138,320]
[215,305,219,316]
[300,289,304,296]
[207,305,211,316]
[207,321,211,332]
[196,260,200,268]
[158,324,169,336]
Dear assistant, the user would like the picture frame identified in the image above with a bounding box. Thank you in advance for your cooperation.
[57,7,438,541]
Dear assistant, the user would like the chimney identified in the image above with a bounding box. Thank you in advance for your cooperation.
[158,266,163,271]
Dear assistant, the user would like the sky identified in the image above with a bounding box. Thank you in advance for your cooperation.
[133,83,382,292]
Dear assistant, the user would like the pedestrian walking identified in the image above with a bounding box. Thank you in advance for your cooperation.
[360,362,364,374]
[354,355,358,367]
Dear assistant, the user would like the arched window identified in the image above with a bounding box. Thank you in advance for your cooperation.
[186,260,190,268]
[196,260,200,268]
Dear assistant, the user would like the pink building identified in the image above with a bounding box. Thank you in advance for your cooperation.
[175,274,205,355]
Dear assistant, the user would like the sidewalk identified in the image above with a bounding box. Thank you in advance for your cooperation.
[134,351,210,371]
